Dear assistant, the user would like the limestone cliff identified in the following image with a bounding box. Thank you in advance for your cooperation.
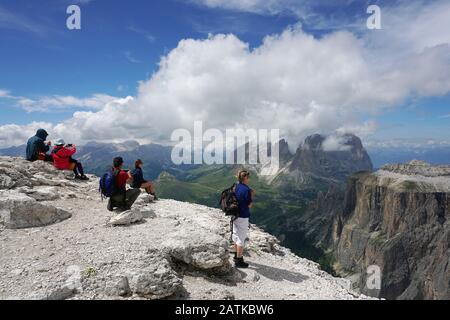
[0,157,369,300]
[333,161,449,299]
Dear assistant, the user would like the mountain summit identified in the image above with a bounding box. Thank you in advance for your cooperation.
[0,156,370,300]
[289,134,373,182]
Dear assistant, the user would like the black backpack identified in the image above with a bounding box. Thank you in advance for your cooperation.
[220,183,239,218]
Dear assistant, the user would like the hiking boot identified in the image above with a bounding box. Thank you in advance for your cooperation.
[150,193,159,201]
[234,257,249,269]
[80,175,89,181]
[107,199,114,212]
[74,175,82,180]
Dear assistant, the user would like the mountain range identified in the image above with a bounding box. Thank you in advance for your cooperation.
[1,134,449,299]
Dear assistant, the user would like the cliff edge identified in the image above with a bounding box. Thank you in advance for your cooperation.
[334,160,449,299]
[0,157,369,300]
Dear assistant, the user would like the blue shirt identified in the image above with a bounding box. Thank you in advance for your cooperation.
[131,167,145,188]
[235,182,252,218]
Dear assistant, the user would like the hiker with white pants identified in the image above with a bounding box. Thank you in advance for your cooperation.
[232,169,254,269]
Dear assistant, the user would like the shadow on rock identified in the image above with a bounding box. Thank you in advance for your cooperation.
[248,262,309,283]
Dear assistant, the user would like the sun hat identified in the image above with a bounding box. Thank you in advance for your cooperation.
[54,138,65,146]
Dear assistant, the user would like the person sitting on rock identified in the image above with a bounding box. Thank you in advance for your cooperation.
[51,139,89,180]
[26,129,53,162]
[131,159,158,200]
[107,157,141,211]
[232,169,255,269]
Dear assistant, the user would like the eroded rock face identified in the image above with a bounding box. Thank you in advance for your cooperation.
[382,160,450,177]
[289,134,373,183]
[334,165,449,300]
[162,227,229,270]
[0,190,71,229]
[0,158,76,229]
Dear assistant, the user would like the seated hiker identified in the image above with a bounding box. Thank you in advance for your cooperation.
[131,159,157,200]
[51,139,89,180]
[232,169,255,269]
[107,157,141,211]
[26,129,53,162]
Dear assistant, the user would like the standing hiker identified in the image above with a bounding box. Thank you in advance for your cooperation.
[232,169,254,268]
[26,129,52,162]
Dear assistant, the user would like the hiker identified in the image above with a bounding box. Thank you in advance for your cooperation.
[131,159,157,200]
[51,139,89,180]
[26,129,52,162]
[107,157,141,211]
[232,169,254,269]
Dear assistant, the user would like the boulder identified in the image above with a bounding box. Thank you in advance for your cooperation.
[162,226,229,270]
[108,209,144,226]
[134,193,155,206]
[105,276,131,297]
[126,254,182,299]
[0,190,71,229]
[22,186,60,201]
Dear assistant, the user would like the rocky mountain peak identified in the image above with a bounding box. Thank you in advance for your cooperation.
[302,134,326,151]
[0,156,370,300]
[288,134,373,183]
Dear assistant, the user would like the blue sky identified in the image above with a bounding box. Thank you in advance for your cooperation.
[0,0,449,148]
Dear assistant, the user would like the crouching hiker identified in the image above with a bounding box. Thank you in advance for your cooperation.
[26,129,52,162]
[103,157,141,211]
[51,139,89,180]
[232,169,254,269]
[131,159,158,200]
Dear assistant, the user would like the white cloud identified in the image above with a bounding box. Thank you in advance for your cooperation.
[0,122,53,148]
[0,89,10,97]
[190,0,307,17]
[1,2,450,149]
[0,92,120,112]
[127,25,156,43]
[322,135,352,152]
[365,138,450,150]
[124,51,141,64]
[0,5,48,35]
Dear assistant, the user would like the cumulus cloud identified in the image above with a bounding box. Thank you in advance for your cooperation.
[1,1,450,150]
[0,122,53,148]
[322,135,352,152]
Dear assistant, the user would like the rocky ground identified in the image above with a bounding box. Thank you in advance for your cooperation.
[0,157,371,300]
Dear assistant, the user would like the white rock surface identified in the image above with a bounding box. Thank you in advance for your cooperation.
[108,209,144,226]
[0,190,71,229]
[0,156,374,300]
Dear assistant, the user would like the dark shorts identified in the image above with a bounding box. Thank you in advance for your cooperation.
[131,180,147,189]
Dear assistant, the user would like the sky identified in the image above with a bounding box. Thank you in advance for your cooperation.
[0,0,449,150]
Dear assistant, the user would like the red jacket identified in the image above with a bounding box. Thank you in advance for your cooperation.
[52,146,76,170]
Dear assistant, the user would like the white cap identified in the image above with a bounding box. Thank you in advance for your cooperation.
[54,138,65,146]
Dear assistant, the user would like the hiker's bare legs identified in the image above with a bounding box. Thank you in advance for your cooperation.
[236,244,244,258]
[141,181,155,194]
